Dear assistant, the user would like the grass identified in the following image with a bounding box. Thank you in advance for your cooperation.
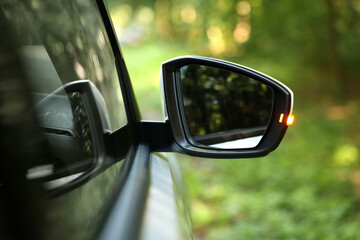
[121,41,360,240]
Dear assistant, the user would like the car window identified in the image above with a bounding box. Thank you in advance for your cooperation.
[1,0,129,239]
[1,0,128,186]
[4,0,127,131]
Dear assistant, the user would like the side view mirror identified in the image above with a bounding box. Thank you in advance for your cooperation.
[161,56,294,158]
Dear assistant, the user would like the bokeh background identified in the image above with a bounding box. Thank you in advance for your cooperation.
[106,0,360,239]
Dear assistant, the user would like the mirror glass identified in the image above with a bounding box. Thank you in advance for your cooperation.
[180,64,274,149]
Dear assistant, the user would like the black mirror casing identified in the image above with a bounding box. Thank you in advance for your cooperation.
[161,56,294,158]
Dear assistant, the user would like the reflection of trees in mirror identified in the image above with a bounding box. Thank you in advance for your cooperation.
[68,92,94,160]
[180,64,273,139]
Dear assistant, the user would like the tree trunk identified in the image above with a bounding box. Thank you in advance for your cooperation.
[324,0,345,101]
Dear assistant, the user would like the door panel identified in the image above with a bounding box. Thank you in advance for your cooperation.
[41,160,124,240]
[98,145,193,240]
[139,153,193,240]
[98,144,151,240]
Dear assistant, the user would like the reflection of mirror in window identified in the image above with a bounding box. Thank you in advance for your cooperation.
[180,64,274,149]
[27,89,94,188]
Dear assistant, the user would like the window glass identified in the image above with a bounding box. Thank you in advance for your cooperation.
[0,1,128,239]
[1,0,127,187]
[4,0,127,131]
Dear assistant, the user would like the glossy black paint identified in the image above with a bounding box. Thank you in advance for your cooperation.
[94,1,154,239]
[161,56,293,158]
[98,144,150,240]
[95,0,141,133]
[139,121,175,151]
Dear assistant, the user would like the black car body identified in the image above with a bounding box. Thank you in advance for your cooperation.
[0,1,293,239]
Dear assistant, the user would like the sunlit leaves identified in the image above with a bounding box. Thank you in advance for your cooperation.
[236,1,251,16]
[181,5,196,23]
[233,21,251,43]
[333,144,359,166]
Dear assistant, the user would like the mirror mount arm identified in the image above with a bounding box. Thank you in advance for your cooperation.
[139,120,176,152]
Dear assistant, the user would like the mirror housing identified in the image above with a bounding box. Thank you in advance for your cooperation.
[161,56,294,158]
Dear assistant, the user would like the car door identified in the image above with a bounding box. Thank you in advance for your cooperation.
[0,0,192,239]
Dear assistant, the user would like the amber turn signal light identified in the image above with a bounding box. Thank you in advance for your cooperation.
[279,113,295,126]
[286,114,295,125]
[279,113,284,123]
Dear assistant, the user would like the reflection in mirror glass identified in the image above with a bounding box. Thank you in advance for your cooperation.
[180,64,274,149]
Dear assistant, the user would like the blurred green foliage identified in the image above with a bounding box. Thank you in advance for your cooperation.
[180,106,360,239]
[107,0,360,239]
[107,0,360,101]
